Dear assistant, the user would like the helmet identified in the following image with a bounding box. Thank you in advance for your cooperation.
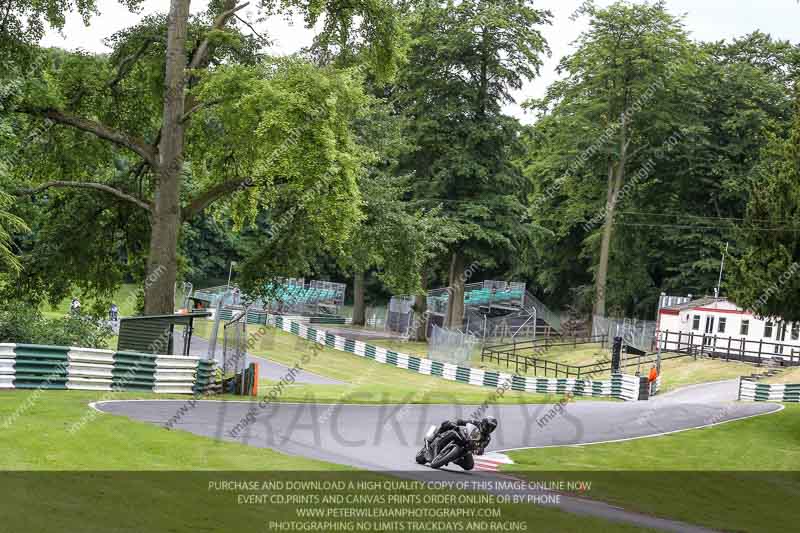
[481,416,498,434]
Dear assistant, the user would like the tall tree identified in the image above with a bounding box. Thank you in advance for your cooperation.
[396,0,550,329]
[7,0,399,314]
[527,0,696,318]
[728,83,800,320]
[523,30,798,318]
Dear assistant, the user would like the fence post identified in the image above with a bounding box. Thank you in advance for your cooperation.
[611,337,622,374]
[737,376,741,401]
[726,336,731,362]
[758,340,762,366]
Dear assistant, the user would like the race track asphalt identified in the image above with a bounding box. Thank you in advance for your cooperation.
[94,378,780,532]
[96,379,777,471]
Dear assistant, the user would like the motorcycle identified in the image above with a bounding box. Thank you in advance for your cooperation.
[415,422,482,469]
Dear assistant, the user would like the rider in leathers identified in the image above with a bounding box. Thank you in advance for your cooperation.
[427,416,497,470]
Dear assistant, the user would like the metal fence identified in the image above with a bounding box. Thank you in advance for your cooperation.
[462,309,544,342]
[386,296,415,336]
[428,325,478,366]
[592,315,657,353]
[222,308,248,393]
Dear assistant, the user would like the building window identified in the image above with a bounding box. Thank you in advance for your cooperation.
[740,320,750,336]
[718,317,726,334]
[692,315,700,331]
[792,323,799,341]
[764,321,773,338]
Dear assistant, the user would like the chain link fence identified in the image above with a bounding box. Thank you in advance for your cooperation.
[222,308,248,389]
[427,325,478,366]
[386,296,415,336]
[592,315,657,353]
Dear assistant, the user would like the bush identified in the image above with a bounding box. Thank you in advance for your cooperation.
[0,302,112,348]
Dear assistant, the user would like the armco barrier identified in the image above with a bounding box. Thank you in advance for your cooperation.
[272,316,640,401]
[739,378,800,402]
[0,343,216,394]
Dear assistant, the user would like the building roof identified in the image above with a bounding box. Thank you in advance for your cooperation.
[661,296,727,311]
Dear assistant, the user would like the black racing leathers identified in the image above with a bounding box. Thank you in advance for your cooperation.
[431,419,491,470]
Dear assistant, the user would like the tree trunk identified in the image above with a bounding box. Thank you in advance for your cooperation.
[352,270,366,326]
[593,161,615,319]
[446,250,466,330]
[144,0,190,315]
[411,271,429,342]
[593,117,629,319]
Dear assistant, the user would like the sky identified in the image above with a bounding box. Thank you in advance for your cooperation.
[41,0,800,124]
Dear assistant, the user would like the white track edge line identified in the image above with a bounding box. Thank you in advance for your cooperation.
[495,403,785,453]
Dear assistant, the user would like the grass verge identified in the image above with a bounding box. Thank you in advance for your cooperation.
[0,390,650,532]
[247,327,601,405]
[505,404,799,532]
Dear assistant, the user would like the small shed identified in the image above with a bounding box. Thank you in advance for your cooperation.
[117,312,211,356]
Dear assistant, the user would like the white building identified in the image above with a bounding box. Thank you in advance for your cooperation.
[656,296,800,362]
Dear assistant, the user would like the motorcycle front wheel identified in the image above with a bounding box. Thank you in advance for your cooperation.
[430,445,463,469]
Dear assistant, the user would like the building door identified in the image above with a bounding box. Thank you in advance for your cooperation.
[775,322,787,355]
[703,316,715,346]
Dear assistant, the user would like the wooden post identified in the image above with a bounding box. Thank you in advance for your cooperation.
[727,336,731,362]
[758,339,763,366]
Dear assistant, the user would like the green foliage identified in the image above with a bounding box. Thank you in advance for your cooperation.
[261,0,402,80]
[189,59,368,235]
[522,1,798,317]
[0,190,29,273]
[728,94,800,320]
[395,0,550,274]
[0,301,112,348]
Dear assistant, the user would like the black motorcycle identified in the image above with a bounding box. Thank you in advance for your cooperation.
[415,422,482,469]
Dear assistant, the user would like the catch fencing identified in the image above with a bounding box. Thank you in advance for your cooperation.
[593,315,657,353]
[428,325,477,366]
[222,308,249,383]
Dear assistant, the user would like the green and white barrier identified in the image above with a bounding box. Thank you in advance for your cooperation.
[0,343,217,394]
[273,316,640,401]
[739,378,800,402]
